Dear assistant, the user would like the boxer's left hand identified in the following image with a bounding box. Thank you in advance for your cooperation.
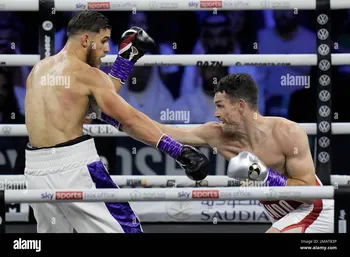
[156,134,209,181]
[176,145,210,181]
[227,151,287,186]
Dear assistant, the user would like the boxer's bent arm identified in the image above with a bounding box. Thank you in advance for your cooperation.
[152,121,212,146]
[109,75,123,93]
[85,69,164,147]
[277,122,316,186]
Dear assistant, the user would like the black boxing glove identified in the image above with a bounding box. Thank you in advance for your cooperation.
[108,26,155,84]
[156,134,210,181]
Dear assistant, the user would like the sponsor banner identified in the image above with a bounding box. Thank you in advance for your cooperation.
[130,200,271,223]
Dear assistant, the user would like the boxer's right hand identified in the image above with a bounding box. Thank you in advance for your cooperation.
[109,27,155,84]
[118,26,155,63]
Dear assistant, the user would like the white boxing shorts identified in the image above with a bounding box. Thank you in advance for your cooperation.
[270,199,334,233]
[261,175,334,233]
[24,135,143,233]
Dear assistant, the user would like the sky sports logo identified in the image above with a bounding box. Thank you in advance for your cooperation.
[56,191,83,200]
[192,190,219,198]
[200,0,222,8]
[88,2,110,9]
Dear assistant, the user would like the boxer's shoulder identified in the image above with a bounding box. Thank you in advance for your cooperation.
[272,117,309,155]
[272,117,306,140]
[76,62,112,88]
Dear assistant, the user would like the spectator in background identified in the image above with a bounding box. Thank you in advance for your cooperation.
[0,68,26,174]
[179,12,265,115]
[118,63,174,123]
[0,13,28,116]
[171,66,229,124]
[0,68,25,124]
[226,11,259,54]
[257,10,315,118]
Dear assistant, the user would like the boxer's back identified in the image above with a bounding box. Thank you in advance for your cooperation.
[26,53,90,147]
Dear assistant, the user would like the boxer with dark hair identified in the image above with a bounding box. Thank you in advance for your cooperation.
[24,10,209,233]
[148,73,332,233]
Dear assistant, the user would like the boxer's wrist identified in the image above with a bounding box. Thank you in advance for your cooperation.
[263,168,287,187]
[156,134,183,159]
[108,55,134,84]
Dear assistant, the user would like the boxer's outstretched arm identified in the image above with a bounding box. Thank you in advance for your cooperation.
[276,121,316,186]
[152,121,214,146]
[84,68,163,147]
[83,68,211,181]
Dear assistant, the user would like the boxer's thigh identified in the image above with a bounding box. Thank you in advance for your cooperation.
[265,226,303,233]
[305,201,334,233]
[25,170,74,233]
[61,160,143,233]
[265,227,281,233]
[31,203,74,233]
[270,202,329,233]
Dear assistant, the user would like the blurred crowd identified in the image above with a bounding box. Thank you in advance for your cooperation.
[2,10,350,124]
[1,9,350,174]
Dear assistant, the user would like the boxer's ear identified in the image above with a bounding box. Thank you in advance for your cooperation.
[238,99,245,113]
[80,34,90,48]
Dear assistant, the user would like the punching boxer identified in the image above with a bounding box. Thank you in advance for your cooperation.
[24,11,209,233]
[113,73,334,233]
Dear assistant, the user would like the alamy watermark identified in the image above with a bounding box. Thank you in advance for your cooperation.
[40,75,71,88]
[160,108,190,123]
[0,178,28,190]
[281,73,310,88]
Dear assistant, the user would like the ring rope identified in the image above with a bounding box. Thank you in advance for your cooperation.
[0,123,349,137]
[1,0,350,11]
[1,54,350,67]
[2,186,335,203]
[1,175,349,187]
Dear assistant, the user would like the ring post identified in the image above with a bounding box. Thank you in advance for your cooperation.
[334,185,350,233]
[0,190,5,234]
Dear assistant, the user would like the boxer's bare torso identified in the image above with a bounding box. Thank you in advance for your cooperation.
[161,116,314,179]
[203,117,291,175]
[156,116,318,222]
[25,54,91,148]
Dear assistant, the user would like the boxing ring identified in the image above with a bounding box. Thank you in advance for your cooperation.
[1,0,350,234]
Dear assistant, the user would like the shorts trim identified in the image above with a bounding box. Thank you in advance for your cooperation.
[280,199,323,232]
[87,161,143,233]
